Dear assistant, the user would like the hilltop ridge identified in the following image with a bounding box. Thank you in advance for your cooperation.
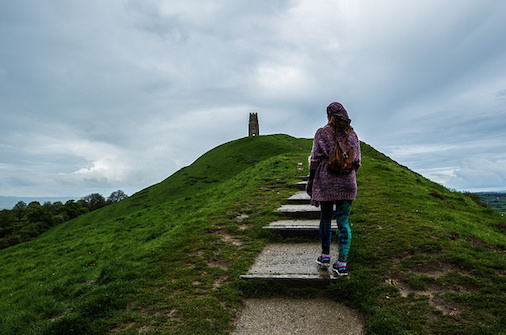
[0,134,504,334]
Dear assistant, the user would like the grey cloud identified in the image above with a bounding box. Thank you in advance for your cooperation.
[2,0,506,196]
[496,89,506,98]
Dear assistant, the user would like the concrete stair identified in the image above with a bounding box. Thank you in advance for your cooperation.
[285,191,311,204]
[292,181,307,190]
[263,219,337,232]
[276,204,320,219]
[239,243,342,281]
[234,170,365,334]
[264,190,337,231]
[241,175,344,283]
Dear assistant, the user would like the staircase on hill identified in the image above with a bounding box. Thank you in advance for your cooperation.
[239,177,343,282]
[234,173,365,334]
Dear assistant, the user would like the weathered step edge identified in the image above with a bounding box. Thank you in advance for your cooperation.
[285,191,311,205]
[292,181,307,190]
[239,274,343,281]
[262,226,335,232]
[239,243,344,283]
[277,204,320,219]
[263,220,336,232]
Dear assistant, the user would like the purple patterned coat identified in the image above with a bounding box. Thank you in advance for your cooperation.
[307,124,361,206]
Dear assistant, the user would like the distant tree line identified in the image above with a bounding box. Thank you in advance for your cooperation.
[0,190,128,249]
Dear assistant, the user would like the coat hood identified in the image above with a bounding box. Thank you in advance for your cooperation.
[326,102,350,122]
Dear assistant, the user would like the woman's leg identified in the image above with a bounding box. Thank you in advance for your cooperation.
[335,200,352,262]
[319,201,334,255]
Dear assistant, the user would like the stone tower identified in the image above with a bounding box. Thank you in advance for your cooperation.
[248,113,259,137]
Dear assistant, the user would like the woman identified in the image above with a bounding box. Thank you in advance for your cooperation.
[306,102,361,276]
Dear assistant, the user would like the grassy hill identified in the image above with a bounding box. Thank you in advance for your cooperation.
[0,134,505,334]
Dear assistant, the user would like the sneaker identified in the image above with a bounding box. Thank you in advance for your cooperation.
[316,254,330,267]
[333,262,348,276]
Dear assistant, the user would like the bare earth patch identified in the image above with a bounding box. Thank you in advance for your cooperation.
[430,297,461,316]
[111,322,136,333]
[138,325,153,334]
[235,214,249,222]
[213,276,227,289]
[208,260,230,270]
[124,301,135,312]
[385,261,469,316]
[214,230,243,246]
[410,261,458,278]
[49,310,70,323]
[385,277,462,315]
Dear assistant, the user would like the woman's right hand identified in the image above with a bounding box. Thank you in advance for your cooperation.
[306,179,313,197]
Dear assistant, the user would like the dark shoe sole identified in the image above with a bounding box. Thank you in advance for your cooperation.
[333,268,348,276]
[316,260,330,267]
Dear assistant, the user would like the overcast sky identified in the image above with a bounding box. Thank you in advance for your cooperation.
[1,0,505,199]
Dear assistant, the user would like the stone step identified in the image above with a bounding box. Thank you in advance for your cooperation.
[277,204,320,219]
[286,191,311,205]
[239,243,344,282]
[263,219,336,232]
[292,181,307,190]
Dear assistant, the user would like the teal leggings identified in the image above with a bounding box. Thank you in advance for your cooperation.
[319,200,352,262]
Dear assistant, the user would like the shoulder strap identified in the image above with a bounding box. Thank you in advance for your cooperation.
[323,126,346,153]
[323,126,334,138]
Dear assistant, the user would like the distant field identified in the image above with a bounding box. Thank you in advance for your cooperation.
[478,192,506,214]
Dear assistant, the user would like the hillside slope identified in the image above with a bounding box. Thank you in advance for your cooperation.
[0,134,312,334]
[0,134,505,334]
[350,143,506,334]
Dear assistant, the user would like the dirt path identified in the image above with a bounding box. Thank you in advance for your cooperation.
[233,298,365,335]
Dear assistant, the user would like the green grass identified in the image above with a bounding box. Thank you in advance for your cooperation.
[0,134,309,334]
[343,143,506,334]
[0,135,505,334]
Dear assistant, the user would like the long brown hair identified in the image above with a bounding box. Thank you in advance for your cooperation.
[328,115,353,136]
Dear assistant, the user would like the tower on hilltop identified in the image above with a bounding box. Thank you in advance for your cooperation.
[248,113,259,137]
